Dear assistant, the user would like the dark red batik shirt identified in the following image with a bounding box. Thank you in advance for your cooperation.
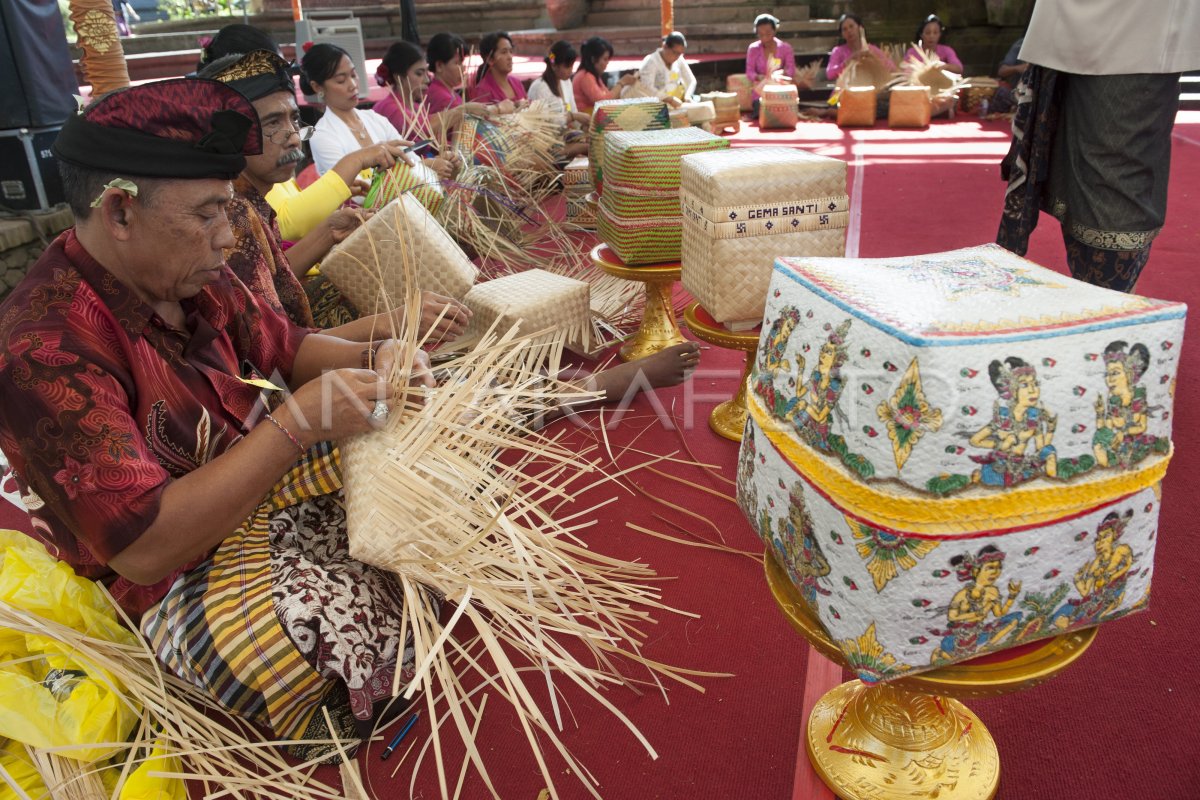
[0,229,310,617]
[225,176,317,328]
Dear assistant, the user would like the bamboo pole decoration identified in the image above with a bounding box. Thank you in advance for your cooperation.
[291,0,303,22]
[68,0,130,97]
[660,0,674,38]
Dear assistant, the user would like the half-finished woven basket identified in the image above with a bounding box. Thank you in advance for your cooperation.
[321,195,479,311]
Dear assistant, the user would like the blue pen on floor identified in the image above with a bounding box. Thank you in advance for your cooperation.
[380,711,420,761]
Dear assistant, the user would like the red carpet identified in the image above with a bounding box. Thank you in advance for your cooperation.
[2,112,1198,799]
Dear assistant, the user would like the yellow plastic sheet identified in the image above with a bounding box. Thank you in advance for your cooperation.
[0,530,183,797]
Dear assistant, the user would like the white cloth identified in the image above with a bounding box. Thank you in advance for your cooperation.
[1020,0,1200,74]
[527,76,578,116]
[310,108,402,176]
[637,50,697,101]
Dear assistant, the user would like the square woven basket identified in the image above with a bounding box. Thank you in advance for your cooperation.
[321,195,479,311]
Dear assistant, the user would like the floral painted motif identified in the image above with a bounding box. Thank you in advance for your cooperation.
[902,255,1062,299]
[838,622,909,682]
[848,519,939,593]
[876,358,943,470]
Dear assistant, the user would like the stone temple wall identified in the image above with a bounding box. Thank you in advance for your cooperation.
[0,208,74,301]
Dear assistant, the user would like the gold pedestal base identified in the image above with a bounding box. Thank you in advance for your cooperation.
[591,244,685,362]
[682,302,759,441]
[807,680,998,800]
[765,552,1098,800]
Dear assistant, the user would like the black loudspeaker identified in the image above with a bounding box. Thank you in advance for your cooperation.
[0,126,65,210]
[0,0,79,129]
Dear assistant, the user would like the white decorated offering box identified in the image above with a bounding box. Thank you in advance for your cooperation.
[597,127,728,266]
[736,244,1185,680]
[680,147,848,327]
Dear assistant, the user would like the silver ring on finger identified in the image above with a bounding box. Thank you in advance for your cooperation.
[371,400,389,420]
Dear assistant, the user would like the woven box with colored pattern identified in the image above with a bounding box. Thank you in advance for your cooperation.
[736,244,1185,681]
[726,73,754,111]
[597,127,729,266]
[679,147,848,326]
[588,98,669,191]
[758,84,799,129]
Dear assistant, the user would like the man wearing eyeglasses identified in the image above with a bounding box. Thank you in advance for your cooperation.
[201,50,470,341]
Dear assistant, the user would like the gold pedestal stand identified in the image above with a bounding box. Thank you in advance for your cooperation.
[766,553,1097,800]
[682,302,759,441]
[590,243,686,362]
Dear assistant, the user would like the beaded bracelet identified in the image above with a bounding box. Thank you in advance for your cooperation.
[263,412,305,457]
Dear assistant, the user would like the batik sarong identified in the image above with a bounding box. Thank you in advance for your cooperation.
[997,68,1180,291]
[141,442,436,759]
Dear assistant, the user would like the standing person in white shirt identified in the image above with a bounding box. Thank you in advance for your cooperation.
[637,32,697,108]
[527,40,590,157]
[997,0,1200,292]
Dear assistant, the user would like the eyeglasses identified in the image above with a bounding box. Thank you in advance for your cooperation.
[264,120,314,145]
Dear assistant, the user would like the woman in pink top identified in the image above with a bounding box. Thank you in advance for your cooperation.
[372,40,461,179]
[418,33,502,138]
[572,36,640,114]
[746,13,797,100]
[469,31,528,104]
[904,14,963,73]
[825,13,896,80]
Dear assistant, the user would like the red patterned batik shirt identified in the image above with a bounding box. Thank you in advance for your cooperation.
[0,229,310,617]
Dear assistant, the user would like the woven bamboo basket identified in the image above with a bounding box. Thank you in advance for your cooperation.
[322,195,479,310]
[726,73,754,111]
[364,156,445,214]
[679,146,849,325]
[457,268,593,355]
[837,86,877,127]
[888,84,932,128]
[758,84,799,129]
[960,80,1000,113]
[588,98,670,191]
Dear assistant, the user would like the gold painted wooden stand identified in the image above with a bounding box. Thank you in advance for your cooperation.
[766,552,1097,800]
[591,243,686,362]
[682,302,759,441]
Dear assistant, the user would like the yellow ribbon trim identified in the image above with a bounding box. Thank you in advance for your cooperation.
[748,392,1171,535]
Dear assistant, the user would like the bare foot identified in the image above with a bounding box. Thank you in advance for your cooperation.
[532,343,700,428]
[587,342,701,403]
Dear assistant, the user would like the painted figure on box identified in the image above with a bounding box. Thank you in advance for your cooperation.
[793,320,850,449]
[777,483,831,607]
[755,306,802,419]
[1093,341,1168,469]
[1054,510,1136,628]
[790,320,875,478]
[931,545,1023,664]
[968,357,1059,486]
